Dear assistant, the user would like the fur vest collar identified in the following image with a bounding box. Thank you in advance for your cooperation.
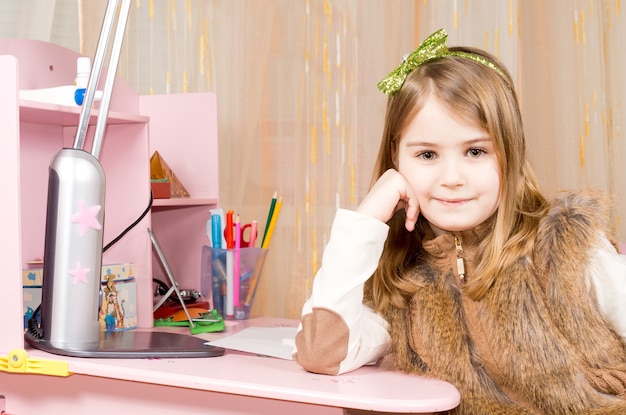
[386,192,626,415]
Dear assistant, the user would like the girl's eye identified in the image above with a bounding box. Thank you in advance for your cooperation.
[417,151,436,161]
[467,148,486,158]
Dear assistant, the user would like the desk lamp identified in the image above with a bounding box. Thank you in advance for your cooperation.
[25,0,223,358]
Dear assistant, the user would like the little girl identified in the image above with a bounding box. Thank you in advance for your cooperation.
[293,29,626,414]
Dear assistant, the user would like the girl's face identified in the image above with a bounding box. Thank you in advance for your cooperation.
[396,95,501,236]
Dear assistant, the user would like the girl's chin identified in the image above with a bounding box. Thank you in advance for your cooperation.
[426,220,478,236]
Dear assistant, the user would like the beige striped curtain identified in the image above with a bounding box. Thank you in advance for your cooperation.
[78,0,626,319]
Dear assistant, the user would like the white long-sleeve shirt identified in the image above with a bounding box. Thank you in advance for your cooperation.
[293,209,626,375]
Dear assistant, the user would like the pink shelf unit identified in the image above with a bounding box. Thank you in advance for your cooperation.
[0,39,154,354]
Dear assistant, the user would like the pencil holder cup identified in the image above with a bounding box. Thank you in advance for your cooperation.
[200,246,269,320]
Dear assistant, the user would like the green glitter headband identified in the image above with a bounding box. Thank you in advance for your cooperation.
[377,28,509,96]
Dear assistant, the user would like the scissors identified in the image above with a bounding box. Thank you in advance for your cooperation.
[236,220,258,247]
[224,210,258,248]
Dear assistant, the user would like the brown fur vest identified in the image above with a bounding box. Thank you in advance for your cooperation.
[384,193,626,414]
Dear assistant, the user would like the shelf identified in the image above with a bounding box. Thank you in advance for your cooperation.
[152,197,219,208]
[19,99,149,127]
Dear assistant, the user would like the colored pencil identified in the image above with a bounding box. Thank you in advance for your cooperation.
[261,191,277,247]
[261,196,282,249]
[245,197,281,305]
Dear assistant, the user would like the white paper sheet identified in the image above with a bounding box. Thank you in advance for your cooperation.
[206,326,297,360]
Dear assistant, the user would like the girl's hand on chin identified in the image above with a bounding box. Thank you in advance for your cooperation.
[357,169,420,231]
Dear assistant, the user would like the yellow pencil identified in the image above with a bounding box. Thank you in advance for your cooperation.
[244,250,267,306]
[261,196,282,249]
[246,195,282,305]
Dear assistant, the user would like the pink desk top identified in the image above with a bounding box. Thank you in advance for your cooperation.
[26,317,460,413]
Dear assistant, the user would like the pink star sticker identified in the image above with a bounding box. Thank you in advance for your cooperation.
[68,262,90,285]
[70,200,102,236]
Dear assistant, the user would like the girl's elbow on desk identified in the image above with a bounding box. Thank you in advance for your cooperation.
[293,308,351,376]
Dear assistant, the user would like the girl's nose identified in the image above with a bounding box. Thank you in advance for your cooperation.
[439,159,465,187]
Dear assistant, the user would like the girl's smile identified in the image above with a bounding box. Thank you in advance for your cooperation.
[435,198,471,205]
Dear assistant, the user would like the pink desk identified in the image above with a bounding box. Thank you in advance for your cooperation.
[1,318,460,414]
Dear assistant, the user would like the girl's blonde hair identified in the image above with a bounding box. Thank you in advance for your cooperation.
[365,47,548,309]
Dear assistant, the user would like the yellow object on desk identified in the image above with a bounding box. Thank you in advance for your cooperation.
[0,349,71,377]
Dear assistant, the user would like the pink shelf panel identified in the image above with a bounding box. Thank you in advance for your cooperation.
[0,54,25,353]
[19,99,149,126]
[141,92,220,298]
[152,197,219,207]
